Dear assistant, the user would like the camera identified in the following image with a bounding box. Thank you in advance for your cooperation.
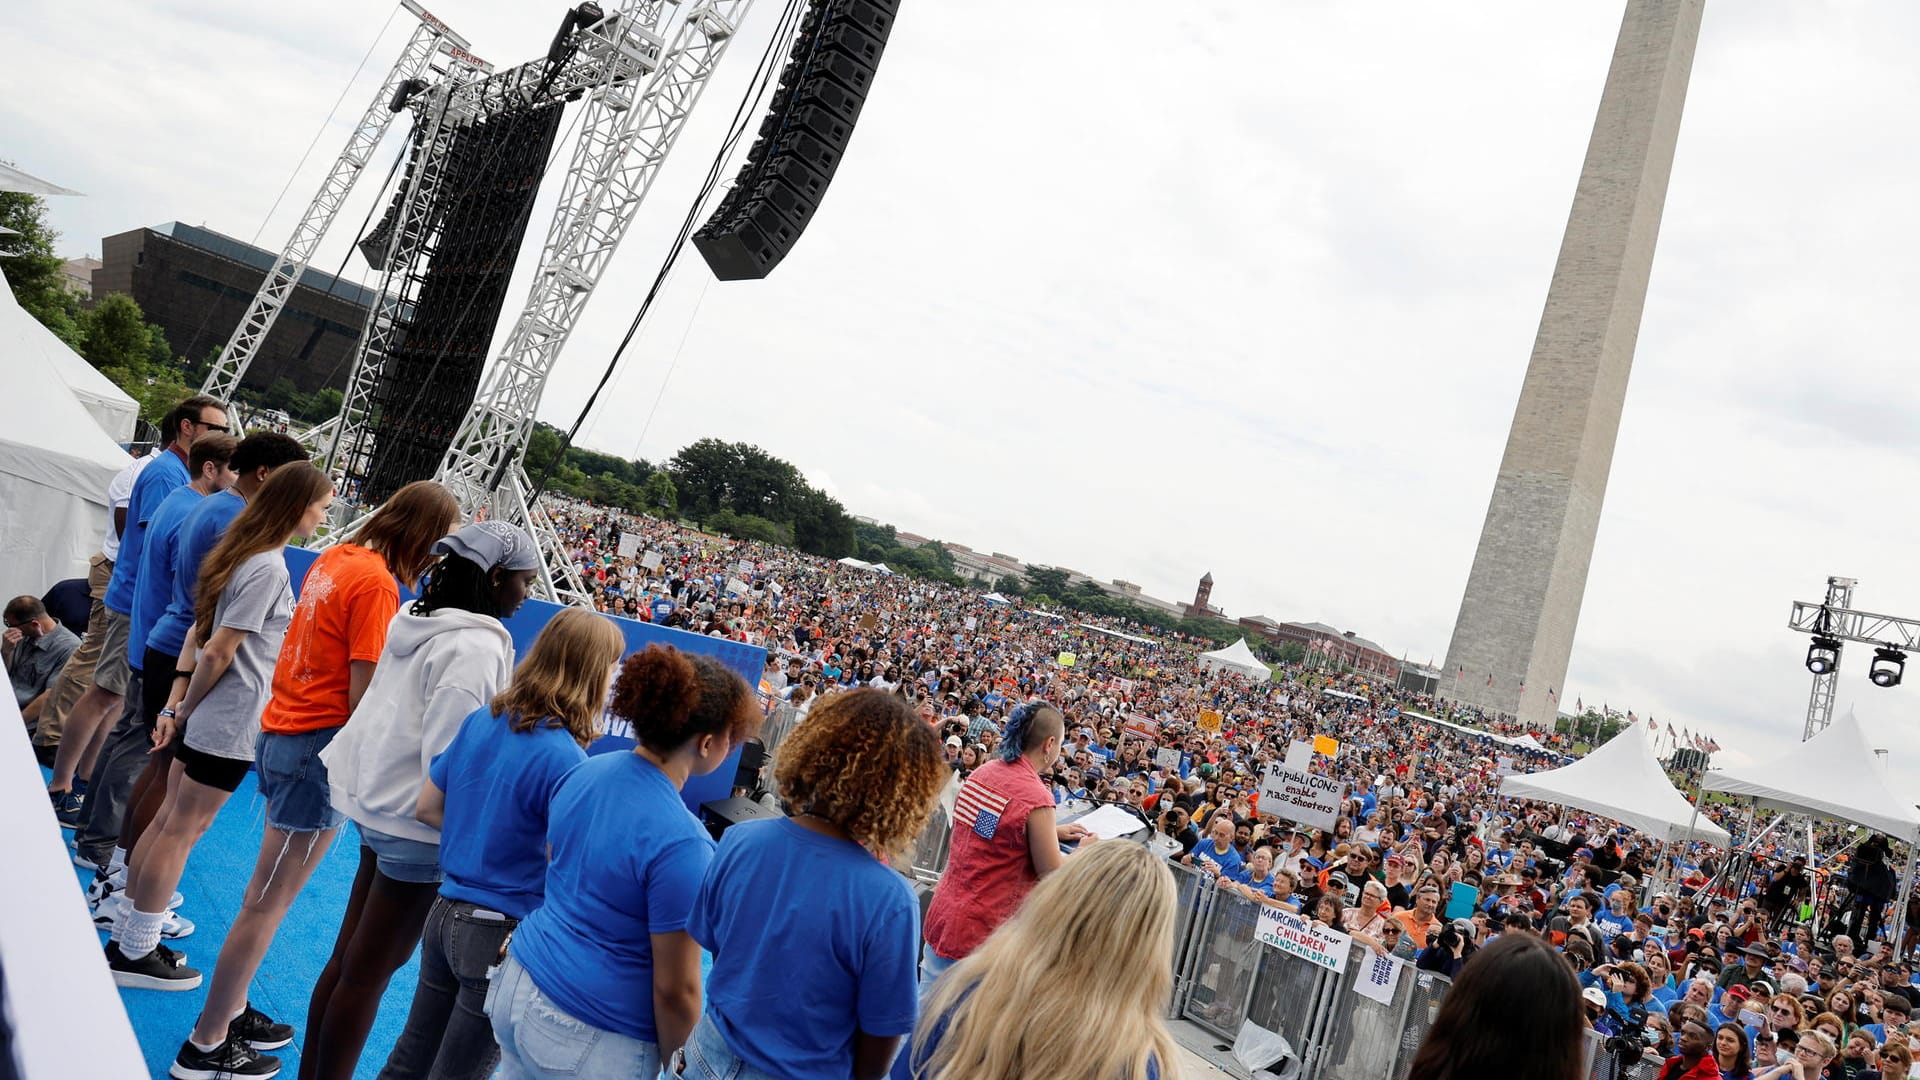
[1603,1004,1652,1058]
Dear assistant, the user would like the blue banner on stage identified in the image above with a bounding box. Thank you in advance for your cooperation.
[284,546,765,816]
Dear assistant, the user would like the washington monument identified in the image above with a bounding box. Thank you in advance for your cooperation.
[1441,0,1704,728]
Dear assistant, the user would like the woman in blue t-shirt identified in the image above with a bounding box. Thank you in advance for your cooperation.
[682,688,948,1080]
[488,644,760,1079]
[899,841,1179,1080]
[376,608,626,1080]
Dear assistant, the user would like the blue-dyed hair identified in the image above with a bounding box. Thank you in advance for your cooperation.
[998,699,1064,764]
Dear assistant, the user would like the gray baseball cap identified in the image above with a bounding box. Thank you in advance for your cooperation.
[434,521,541,572]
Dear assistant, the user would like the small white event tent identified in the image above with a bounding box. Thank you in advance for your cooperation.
[1198,638,1270,681]
[1499,721,1730,846]
[2,274,137,443]
[0,269,134,601]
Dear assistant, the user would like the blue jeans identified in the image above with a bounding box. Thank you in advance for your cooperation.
[916,943,958,999]
[677,1014,782,1080]
[487,953,661,1079]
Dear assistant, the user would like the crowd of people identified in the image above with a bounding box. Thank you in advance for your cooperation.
[10,398,1920,1080]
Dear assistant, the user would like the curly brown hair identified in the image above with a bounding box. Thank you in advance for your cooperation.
[775,688,946,855]
[612,644,761,753]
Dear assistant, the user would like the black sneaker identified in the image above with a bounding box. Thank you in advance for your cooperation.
[170,1036,280,1079]
[105,940,201,991]
[53,790,84,828]
[227,1002,293,1051]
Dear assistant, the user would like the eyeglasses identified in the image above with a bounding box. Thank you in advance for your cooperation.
[193,418,231,433]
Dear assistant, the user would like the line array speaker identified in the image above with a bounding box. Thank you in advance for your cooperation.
[691,0,899,281]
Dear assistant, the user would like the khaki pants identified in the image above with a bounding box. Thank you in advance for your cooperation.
[34,553,112,747]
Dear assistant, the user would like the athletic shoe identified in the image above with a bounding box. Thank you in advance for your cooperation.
[88,871,182,912]
[170,1036,280,1079]
[92,896,194,940]
[106,941,201,991]
[53,791,84,828]
[227,1002,294,1051]
[72,848,106,873]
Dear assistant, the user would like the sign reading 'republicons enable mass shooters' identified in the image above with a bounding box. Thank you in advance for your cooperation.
[1257,762,1345,833]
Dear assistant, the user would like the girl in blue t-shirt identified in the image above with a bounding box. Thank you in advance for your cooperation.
[489,645,760,1078]
[376,608,626,1080]
[684,688,949,1080]
[899,842,1177,1079]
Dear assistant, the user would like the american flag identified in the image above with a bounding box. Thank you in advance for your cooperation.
[955,779,1010,841]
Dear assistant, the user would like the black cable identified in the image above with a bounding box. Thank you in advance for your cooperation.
[524,0,810,509]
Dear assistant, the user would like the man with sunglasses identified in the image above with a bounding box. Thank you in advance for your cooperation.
[70,394,228,878]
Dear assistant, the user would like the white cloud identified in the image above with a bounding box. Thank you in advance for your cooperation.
[10,1,1920,786]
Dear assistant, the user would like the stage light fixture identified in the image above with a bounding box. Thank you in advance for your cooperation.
[1869,647,1906,688]
[1805,636,1842,675]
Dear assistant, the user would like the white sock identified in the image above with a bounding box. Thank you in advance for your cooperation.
[119,907,166,959]
[108,847,127,873]
[106,894,129,942]
[189,1038,222,1053]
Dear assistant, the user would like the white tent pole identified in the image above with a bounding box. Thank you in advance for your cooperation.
[1892,841,1918,961]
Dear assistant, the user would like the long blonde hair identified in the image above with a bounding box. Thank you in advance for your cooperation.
[914,842,1181,1080]
[490,608,627,746]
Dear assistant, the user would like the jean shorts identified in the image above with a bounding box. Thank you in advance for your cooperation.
[359,822,443,884]
[255,727,348,833]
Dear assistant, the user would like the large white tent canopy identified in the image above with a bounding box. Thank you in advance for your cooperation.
[1499,722,1731,847]
[0,162,83,197]
[0,272,130,601]
[1198,638,1270,681]
[1700,709,1920,843]
[1,274,138,442]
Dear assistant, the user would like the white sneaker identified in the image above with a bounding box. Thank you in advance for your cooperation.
[92,895,195,940]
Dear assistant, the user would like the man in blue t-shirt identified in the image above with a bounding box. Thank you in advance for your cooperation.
[70,395,228,874]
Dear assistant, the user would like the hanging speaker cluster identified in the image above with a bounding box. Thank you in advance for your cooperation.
[692,0,898,281]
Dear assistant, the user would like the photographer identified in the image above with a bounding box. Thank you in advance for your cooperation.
[1155,806,1197,857]
[1847,836,1898,946]
[1416,917,1476,978]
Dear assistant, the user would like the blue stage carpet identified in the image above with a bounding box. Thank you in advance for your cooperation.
[62,770,421,1079]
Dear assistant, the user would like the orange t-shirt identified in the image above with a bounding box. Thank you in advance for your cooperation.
[260,545,400,735]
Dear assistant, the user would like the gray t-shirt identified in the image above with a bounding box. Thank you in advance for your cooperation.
[9,624,79,707]
[183,551,292,761]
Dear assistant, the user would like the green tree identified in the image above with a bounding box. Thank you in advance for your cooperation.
[641,471,678,517]
[1275,641,1307,665]
[1023,566,1072,599]
[0,192,82,346]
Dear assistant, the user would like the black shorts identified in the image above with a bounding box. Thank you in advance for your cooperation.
[175,742,252,793]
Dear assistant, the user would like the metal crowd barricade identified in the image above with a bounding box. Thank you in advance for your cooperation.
[1316,941,1423,1080]
[1168,862,1215,1019]
[1582,1030,1664,1080]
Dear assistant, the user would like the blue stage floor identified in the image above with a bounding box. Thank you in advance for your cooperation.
[62,769,422,1080]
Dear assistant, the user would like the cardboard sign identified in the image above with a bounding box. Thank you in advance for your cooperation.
[1057,651,1076,667]
[1155,747,1183,772]
[1285,741,1315,771]
[1446,882,1478,921]
[641,550,663,570]
[963,616,977,631]
[736,559,753,577]
[1351,950,1401,1005]
[1197,709,1223,733]
[1258,762,1345,832]
[859,612,879,631]
[1123,715,1160,742]
[617,532,642,559]
[1256,907,1352,973]
[726,578,751,596]
[1313,735,1340,758]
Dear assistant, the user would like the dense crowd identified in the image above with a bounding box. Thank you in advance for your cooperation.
[7,396,1919,1080]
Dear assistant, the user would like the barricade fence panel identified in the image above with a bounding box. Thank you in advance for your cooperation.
[1582,1029,1666,1080]
[1318,941,1418,1080]
[1179,886,1267,1040]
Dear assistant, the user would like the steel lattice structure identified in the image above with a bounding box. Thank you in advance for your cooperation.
[1788,576,1917,741]
[318,0,756,605]
[199,2,490,413]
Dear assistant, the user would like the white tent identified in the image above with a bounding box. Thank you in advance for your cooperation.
[1499,722,1731,846]
[0,162,83,197]
[1699,709,1920,843]
[1,272,137,442]
[980,592,1012,606]
[1508,733,1549,753]
[1198,638,1271,681]
[0,272,130,601]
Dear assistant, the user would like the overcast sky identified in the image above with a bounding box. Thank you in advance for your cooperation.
[8,1,1920,789]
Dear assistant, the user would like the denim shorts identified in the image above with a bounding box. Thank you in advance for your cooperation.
[255,727,348,833]
[359,822,443,884]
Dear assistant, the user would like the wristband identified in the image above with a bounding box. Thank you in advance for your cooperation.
[158,708,176,719]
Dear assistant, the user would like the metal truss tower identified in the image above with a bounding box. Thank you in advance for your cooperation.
[318,0,756,605]
[199,1,489,412]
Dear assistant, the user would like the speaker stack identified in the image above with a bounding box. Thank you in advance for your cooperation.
[692,0,899,280]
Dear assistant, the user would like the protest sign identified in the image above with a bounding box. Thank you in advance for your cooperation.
[641,550,663,570]
[1057,651,1076,667]
[1285,741,1314,772]
[1154,747,1183,772]
[1313,734,1340,758]
[1197,709,1222,733]
[963,616,977,631]
[1123,715,1160,742]
[1255,907,1351,973]
[1446,882,1478,921]
[727,578,751,596]
[617,532,641,559]
[1258,762,1345,832]
[859,612,879,631]
[1351,950,1401,1004]
[1494,755,1517,778]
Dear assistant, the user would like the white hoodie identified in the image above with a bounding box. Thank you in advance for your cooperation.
[321,607,516,845]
